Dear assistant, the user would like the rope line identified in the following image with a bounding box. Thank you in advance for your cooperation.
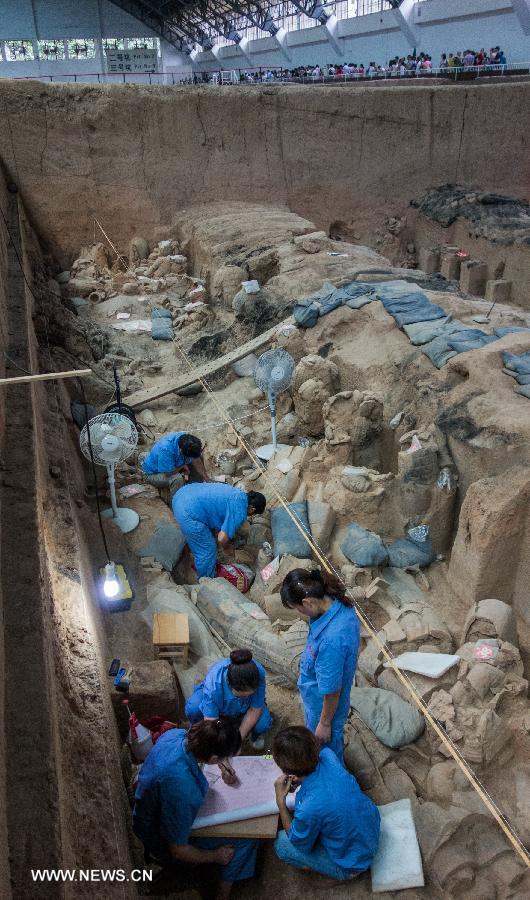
[167,331,530,868]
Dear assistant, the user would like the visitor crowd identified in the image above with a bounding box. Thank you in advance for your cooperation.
[282,46,507,80]
[233,45,508,83]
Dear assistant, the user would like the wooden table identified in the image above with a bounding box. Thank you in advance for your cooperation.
[192,813,279,840]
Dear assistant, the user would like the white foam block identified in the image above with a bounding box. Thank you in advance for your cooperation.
[383,651,460,678]
[371,799,424,893]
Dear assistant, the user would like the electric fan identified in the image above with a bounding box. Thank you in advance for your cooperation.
[254,348,295,461]
[80,412,140,533]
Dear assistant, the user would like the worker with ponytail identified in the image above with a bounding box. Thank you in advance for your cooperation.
[133,717,257,898]
[185,648,272,751]
[280,569,359,761]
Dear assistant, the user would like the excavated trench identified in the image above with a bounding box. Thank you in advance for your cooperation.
[1,80,530,900]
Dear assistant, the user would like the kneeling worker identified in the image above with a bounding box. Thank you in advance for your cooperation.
[140,431,209,496]
[173,482,266,579]
[186,649,272,751]
[272,726,380,881]
[133,718,257,900]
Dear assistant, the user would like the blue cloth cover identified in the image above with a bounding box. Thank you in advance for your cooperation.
[403,318,467,346]
[294,300,320,329]
[447,330,498,353]
[380,293,447,327]
[151,317,174,340]
[386,537,436,568]
[503,351,530,375]
[341,523,388,567]
[271,502,312,559]
[495,326,530,337]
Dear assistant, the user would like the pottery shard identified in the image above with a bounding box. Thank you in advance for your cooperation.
[466,663,505,700]
[428,689,455,724]
[293,231,330,253]
[66,277,102,298]
[212,265,247,306]
[461,597,517,646]
[81,242,110,271]
[159,239,178,256]
[129,236,149,264]
[293,355,339,436]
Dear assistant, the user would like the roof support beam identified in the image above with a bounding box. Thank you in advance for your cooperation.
[511,0,530,33]
[389,0,418,48]
[107,0,189,50]
[290,2,343,56]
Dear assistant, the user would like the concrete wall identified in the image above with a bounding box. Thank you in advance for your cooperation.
[0,0,191,83]
[0,79,528,266]
[0,0,528,83]
[196,0,530,71]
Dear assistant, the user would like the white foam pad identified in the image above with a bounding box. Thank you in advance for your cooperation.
[371,799,424,893]
[383,651,460,678]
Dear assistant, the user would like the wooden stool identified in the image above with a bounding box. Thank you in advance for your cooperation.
[152,612,190,668]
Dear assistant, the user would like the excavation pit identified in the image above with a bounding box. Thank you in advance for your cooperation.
[1,79,530,899]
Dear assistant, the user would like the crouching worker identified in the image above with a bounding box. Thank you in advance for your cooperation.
[140,432,209,497]
[173,482,266,579]
[186,649,272,751]
[133,718,258,900]
[272,726,380,881]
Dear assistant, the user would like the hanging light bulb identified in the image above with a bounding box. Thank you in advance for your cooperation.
[103,562,120,598]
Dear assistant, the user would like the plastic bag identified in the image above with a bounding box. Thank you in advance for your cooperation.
[216,562,253,593]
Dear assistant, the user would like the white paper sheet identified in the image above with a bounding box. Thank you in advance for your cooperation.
[192,756,282,830]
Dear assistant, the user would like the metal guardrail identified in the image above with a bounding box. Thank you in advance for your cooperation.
[0,63,528,86]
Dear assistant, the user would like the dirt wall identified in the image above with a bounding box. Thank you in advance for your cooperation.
[0,80,529,265]
[0,166,12,900]
[0,173,136,898]
[412,212,530,309]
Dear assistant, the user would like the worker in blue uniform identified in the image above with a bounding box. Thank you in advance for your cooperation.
[172,483,266,579]
[133,718,258,900]
[140,432,209,497]
[280,568,359,761]
[186,648,273,751]
[273,726,380,880]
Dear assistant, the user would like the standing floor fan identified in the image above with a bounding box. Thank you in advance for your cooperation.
[254,348,295,461]
[80,412,140,533]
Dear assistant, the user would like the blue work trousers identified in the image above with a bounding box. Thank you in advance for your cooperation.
[191,836,257,882]
[274,830,357,881]
[179,518,217,578]
[185,688,273,740]
[303,705,347,763]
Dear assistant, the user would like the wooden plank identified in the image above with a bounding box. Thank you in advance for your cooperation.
[0,368,92,387]
[192,813,279,840]
[125,317,294,409]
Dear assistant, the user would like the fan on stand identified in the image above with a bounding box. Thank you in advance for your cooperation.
[80,412,140,534]
[254,348,295,461]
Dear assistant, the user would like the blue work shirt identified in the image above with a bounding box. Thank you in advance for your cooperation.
[142,432,193,475]
[133,729,208,855]
[172,483,249,540]
[199,658,266,718]
[298,600,359,730]
[289,748,380,873]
